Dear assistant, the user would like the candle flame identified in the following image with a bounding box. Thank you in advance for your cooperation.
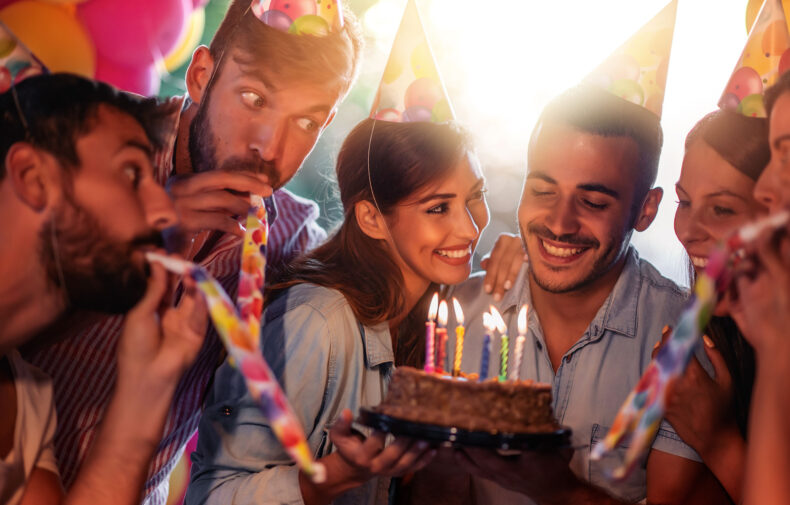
[518,305,528,335]
[482,312,495,332]
[490,306,507,334]
[438,300,449,326]
[428,292,439,320]
[452,298,464,325]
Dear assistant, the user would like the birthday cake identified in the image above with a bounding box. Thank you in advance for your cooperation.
[373,366,559,434]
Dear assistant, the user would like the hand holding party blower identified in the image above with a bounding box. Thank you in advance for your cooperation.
[147,194,326,483]
[590,210,790,481]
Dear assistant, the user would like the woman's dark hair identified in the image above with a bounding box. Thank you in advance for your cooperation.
[685,109,769,181]
[270,118,471,363]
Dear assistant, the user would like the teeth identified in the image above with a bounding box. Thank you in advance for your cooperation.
[541,240,583,258]
[690,256,708,268]
[436,247,471,259]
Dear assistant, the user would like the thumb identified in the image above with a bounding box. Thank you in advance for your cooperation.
[702,335,733,392]
[132,262,168,315]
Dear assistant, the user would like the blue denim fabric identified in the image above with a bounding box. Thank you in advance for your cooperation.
[185,284,394,505]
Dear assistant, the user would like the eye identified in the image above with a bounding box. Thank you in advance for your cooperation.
[469,188,488,201]
[713,205,735,217]
[530,188,553,197]
[583,199,608,210]
[295,117,318,133]
[675,199,690,209]
[427,202,449,215]
[241,91,266,109]
[123,164,142,188]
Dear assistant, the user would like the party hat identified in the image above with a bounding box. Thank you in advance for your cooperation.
[720,0,790,118]
[250,0,344,36]
[369,0,454,123]
[0,21,47,94]
[584,0,678,118]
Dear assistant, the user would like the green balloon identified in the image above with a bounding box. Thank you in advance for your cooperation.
[0,35,16,59]
[289,15,330,36]
[737,93,766,118]
[608,79,644,107]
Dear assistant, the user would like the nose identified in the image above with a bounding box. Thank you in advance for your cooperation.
[250,118,286,163]
[141,180,178,231]
[754,159,780,212]
[546,197,580,237]
[456,205,481,243]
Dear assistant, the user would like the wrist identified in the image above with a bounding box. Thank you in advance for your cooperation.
[299,453,365,505]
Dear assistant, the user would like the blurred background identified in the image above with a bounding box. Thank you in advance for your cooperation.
[0,0,764,287]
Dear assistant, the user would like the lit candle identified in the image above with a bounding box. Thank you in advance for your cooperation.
[452,298,465,377]
[490,306,508,382]
[435,300,449,374]
[512,305,528,381]
[480,312,494,381]
[425,293,439,373]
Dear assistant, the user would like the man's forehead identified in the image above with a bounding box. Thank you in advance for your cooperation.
[79,105,153,157]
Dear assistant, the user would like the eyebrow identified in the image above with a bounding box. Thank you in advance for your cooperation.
[414,177,486,205]
[772,134,790,150]
[117,139,154,159]
[527,171,619,199]
[236,61,332,117]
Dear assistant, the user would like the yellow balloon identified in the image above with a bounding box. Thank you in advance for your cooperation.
[0,1,95,77]
[164,8,205,72]
[747,0,790,34]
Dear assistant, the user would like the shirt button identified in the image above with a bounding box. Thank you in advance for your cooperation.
[535,340,543,350]
[222,406,233,416]
[565,355,572,364]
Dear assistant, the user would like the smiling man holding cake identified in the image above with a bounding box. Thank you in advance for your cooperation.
[446,2,730,504]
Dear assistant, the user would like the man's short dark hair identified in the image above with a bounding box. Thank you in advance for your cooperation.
[208,0,363,98]
[765,69,790,121]
[0,73,176,180]
[532,85,664,210]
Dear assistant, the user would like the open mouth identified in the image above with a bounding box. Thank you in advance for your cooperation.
[537,238,591,263]
[434,245,472,265]
[690,255,708,269]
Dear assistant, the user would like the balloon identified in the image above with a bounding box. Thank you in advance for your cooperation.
[192,0,208,8]
[0,66,11,93]
[738,93,767,117]
[0,0,95,76]
[382,56,403,84]
[404,77,441,110]
[95,56,159,96]
[164,7,204,72]
[747,0,790,34]
[41,0,88,4]
[268,0,315,20]
[430,98,452,123]
[289,15,329,36]
[761,19,790,58]
[608,79,644,106]
[316,0,339,27]
[723,66,763,100]
[260,9,292,32]
[411,41,439,81]
[0,29,16,58]
[402,105,431,122]
[719,92,741,110]
[78,0,190,67]
[374,108,401,122]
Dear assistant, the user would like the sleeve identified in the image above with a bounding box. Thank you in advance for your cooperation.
[651,419,702,462]
[185,302,337,505]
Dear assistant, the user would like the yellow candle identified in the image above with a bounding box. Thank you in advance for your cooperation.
[452,298,465,376]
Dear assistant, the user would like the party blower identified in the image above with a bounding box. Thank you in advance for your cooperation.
[591,210,790,480]
[146,195,326,483]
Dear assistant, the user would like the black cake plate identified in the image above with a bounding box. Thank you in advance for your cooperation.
[358,408,572,451]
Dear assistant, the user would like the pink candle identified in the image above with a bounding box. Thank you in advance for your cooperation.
[512,305,528,381]
[424,293,439,373]
[435,300,449,373]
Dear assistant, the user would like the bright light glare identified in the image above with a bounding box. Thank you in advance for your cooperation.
[314,0,750,285]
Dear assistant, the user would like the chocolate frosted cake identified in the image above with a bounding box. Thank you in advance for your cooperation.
[374,366,559,434]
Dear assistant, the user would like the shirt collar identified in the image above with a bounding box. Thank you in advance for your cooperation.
[502,246,641,338]
[360,321,394,368]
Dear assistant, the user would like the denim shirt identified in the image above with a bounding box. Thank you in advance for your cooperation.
[447,247,703,503]
[185,284,394,505]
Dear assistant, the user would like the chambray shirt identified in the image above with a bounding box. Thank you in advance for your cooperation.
[185,284,394,505]
[446,247,703,504]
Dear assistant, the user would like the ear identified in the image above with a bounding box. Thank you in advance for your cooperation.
[633,187,663,232]
[185,46,215,106]
[354,200,388,240]
[5,143,57,211]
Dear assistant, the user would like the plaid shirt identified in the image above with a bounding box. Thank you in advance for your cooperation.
[23,96,327,505]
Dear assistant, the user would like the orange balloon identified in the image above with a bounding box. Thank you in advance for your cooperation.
[0,0,95,76]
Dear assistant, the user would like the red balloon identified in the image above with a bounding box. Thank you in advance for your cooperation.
[404,77,442,111]
[0,66,11,93]
[95,56,160,96]
[723,66,763,100]
[78,0,190,66]
[780,49,790,77]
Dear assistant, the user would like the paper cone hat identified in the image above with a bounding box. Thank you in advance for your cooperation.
[720,0,790,118]
[369,0,454,123]
[0,21,46,94]
[584,0,678,118]
[250,0,344,36]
